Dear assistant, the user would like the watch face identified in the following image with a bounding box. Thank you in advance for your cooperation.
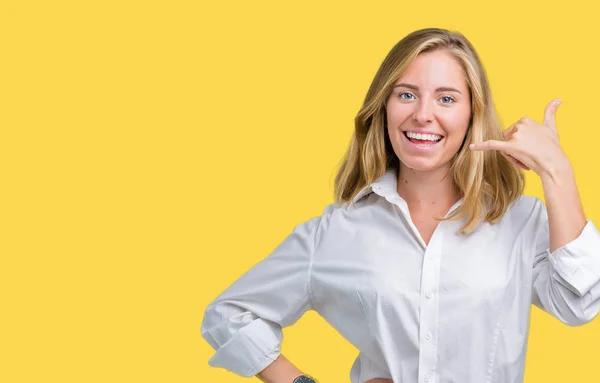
[294,376,316,383]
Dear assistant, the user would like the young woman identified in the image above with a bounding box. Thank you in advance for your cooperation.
[201,28,600,383]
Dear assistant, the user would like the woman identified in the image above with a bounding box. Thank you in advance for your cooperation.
[201,28,600,383]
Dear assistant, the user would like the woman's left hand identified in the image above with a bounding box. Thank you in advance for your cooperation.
[469,98,569,176]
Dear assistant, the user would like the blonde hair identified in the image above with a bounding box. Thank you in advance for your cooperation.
[334,28,524,234]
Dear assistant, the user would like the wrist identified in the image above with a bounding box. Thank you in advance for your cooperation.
[539,154,573,185]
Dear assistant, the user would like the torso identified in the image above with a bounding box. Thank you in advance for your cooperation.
[407,204,456,246]
[401,191,462,246]
[410,213,440,246]
[310,194,542,383]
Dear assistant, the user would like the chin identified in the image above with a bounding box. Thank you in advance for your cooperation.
[399,157,448,172]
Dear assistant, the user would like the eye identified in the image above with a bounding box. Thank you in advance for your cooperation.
[440,95,456,104]
[398,92,415,100]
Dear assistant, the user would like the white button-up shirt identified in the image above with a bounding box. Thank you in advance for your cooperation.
[201,168,600,383]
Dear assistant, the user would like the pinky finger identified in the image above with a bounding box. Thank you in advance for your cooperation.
[501,152,530,170]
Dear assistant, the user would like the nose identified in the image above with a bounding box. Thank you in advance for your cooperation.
[413,99,434,125]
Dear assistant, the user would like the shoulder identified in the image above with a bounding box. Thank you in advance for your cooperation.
[506,195,545,220]
[312,201,346,236]
[302,199,374,250]
[291,202,344,247]
[497,194,547,238]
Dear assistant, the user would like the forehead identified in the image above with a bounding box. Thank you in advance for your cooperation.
[396,50,468,90]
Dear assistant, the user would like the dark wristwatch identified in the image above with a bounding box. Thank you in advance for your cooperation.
[292,374,318,383]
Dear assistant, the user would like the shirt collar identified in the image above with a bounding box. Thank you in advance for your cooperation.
[352,167,399,203]
[351,167,464,217]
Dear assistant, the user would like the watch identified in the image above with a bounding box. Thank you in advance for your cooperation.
[292,374,318,383]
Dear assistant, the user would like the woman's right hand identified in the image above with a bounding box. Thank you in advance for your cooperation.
[364,379,393,383]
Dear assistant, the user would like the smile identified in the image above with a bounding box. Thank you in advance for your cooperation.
[402,131,444,150]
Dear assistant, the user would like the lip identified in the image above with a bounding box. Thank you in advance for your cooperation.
[402,130,444,151]
[403,130,445,138]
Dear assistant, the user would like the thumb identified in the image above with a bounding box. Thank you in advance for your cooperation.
[544,98,562,131]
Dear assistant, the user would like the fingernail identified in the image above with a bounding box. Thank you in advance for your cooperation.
[469,144,475,149]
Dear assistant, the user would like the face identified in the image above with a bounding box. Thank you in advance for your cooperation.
[385,49,472,174]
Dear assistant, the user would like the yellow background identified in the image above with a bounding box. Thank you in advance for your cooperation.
[2,0,599,382]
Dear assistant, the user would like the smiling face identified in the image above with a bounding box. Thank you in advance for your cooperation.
[386,49,472,173]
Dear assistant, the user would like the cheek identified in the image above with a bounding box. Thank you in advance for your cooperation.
[386,105,412,125]
[386,112,401,135]
[386,125,404,144]
[386,111,410,141]
[438,110,471,137]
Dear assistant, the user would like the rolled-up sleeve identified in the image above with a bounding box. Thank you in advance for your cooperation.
[200,215,321,377]
[530,199,600,326]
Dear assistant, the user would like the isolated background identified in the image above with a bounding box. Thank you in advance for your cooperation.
[2,0,599,382]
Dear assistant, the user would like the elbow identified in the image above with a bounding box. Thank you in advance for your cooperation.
[558,306,599,327]
[534,274,600,327]
[562,317,593,327]
[199,302,284,377]
[200,302,221,349]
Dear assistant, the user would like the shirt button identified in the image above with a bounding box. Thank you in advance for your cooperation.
[426,291,433,299]
[425,332,432,340]
[424,376,430,383]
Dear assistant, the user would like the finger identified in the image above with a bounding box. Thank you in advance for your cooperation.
[503,124,518,140]
[516,159,530,170]
[544,98,562,131]
[501,151,519,165]
[511,156,531,170]
[501,152,530,170]
[469,140,510,151]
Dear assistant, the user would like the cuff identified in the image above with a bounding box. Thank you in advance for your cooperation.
[548,219,600,297]
[207,317,283,377]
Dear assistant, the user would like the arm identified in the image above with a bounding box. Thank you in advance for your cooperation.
[539,157,586,252]
[201,216,323,380]
[530,194,600,326]
[528,109,600,325]
[470,99,600,325]
[256,354,305,383]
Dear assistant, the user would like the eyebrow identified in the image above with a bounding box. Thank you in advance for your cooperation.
[393,83,462,94]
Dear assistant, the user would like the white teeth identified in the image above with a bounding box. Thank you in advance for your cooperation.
[406,131,442,141]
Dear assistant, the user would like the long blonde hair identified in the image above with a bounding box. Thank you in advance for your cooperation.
[334,28,524,234]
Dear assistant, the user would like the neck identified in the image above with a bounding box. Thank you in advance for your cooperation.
[396,164,461,211]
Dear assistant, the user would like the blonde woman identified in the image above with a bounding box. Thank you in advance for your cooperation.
[200,28,600,383]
